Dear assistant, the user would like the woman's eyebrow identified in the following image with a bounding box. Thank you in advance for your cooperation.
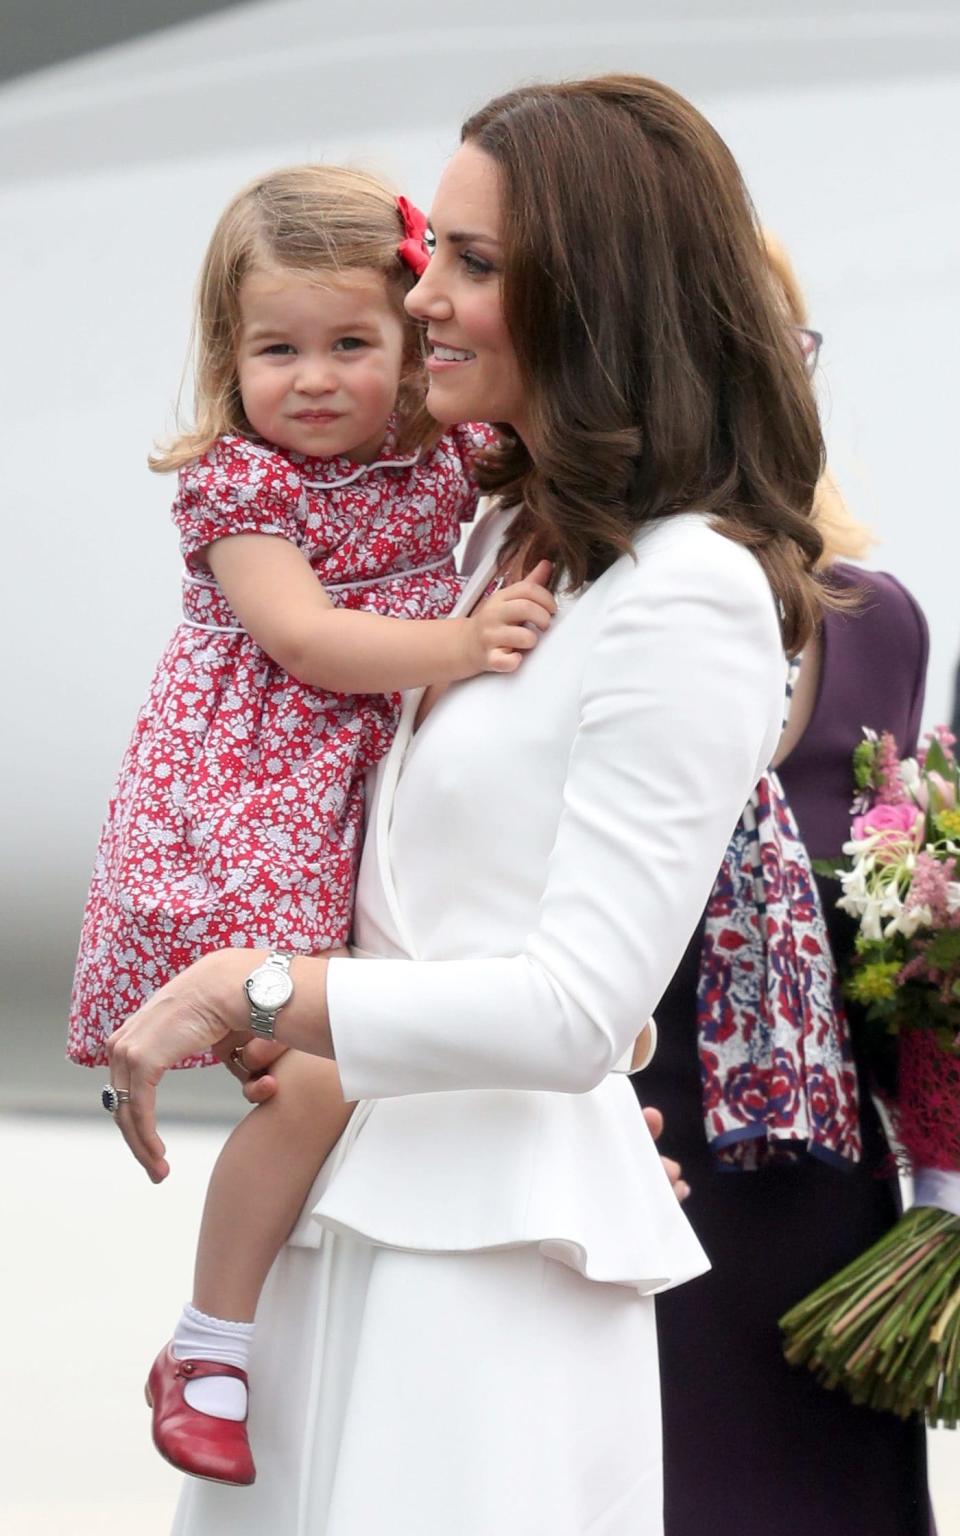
[444,230,501,248]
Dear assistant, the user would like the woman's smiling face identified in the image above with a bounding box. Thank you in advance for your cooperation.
[405,143,527,440]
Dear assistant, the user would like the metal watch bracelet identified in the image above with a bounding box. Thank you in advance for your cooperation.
[244,951,294,1039]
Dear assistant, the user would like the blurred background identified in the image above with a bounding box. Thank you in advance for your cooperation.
[1,1,958,1530]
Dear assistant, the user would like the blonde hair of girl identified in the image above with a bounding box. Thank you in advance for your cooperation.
[762,230,875,568]
[150,164,434,472]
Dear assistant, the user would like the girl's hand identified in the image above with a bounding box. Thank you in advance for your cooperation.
[462,558,556,675]
[106,948,261,1182]
[214,1032,289,1105]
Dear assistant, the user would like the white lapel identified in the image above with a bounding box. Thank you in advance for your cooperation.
[368,505,513,956]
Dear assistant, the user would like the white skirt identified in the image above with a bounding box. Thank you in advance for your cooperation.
[171,1132,664,1536]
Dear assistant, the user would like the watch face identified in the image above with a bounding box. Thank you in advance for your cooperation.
[249,968,293,1011]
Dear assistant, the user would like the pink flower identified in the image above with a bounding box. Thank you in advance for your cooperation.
[875,731,908,805]
[851,802,925,863]
[927,772,957,812]
[852,802,923,840]
[907,852,958,927]
[919,725,957,769]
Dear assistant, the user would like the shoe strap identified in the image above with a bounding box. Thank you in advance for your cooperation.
[175,1357,249,1384]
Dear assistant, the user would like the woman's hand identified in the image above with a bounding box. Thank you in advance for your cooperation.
[641,1106,691,1203]
[461,558,556,674]
[106,948,262,1182]
[213,947,349,1105]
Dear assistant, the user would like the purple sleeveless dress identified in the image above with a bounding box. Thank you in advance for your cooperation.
[636,566,932,1536]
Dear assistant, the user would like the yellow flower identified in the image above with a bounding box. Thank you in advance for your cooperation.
[935,808,960,839]
[849,962,901,1003]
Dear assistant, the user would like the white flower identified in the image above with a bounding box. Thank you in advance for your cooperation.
[838,856,882,903]
[837,867,869,918]
[841,839,877,867]
[885,902,930,939]
[838,877,887,940]
[860,900,886,942]
[899,757,923,800]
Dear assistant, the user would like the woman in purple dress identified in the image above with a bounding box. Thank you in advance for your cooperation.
[638,240,932,1536]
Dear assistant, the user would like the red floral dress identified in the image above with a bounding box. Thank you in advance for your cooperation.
[67,424,489,1067]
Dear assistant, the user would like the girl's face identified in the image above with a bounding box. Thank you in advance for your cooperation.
[406,144,527,440]
[236,267,406,463]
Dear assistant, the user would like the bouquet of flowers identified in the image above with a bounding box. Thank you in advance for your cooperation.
[780,725,960,1426]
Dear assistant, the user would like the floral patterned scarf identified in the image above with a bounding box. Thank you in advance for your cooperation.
[697,671,862,1169]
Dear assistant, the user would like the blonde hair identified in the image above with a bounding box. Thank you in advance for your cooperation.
[150,164,433,471]
[762,231,875,567]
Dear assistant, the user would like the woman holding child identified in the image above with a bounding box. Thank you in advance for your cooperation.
[104,76,829,1534]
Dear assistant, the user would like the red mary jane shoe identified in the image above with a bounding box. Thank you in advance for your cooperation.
[145,1343,256,1486]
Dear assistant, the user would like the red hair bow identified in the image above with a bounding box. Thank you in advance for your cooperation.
[396,195,431,278]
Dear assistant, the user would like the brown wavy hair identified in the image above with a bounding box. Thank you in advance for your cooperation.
[150,164,435,472]
[462,77,827,653]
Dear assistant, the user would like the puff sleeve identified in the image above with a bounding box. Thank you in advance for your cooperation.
[442,422,499,523]
[172,436,303,572]
[327,519,787,1099]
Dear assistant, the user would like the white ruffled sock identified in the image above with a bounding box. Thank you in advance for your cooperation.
[172,1302,254,1421]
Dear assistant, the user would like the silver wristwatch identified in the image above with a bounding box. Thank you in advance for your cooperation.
[243,951,294,1039]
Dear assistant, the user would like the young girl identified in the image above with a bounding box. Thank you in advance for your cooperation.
[68,164,554,1485]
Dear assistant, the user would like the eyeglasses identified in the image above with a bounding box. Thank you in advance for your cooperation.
[794,327,823,378]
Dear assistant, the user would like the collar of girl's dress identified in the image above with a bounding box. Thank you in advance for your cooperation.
[240,416,421,490]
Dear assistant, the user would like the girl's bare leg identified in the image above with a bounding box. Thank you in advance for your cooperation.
[191,1050,353,1322]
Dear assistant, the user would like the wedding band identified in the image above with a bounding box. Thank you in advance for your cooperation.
[230,1045,251,1079]
[101,1084,131,1114]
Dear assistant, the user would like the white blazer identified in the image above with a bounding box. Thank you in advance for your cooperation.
[295,506,786,1293]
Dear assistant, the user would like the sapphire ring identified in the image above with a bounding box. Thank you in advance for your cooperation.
[101,1084,131,1114]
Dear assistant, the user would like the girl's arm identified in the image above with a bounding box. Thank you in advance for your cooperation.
[110,523,784,1182]
[206,534,554,692]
